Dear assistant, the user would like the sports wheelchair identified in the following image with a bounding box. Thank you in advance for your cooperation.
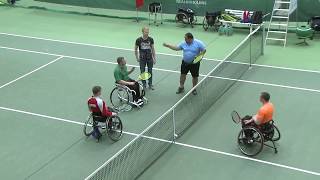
[232,111,281,157]
[203,11,222,31]
[110,83,148,112]
[83,108,123,142]
[6,0,16,5]
[175,8,197,28]
[309,16,320,37]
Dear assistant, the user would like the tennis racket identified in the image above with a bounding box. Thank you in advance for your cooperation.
[137,72,152,81]
[192,51,206,64]
[231,110,241,124]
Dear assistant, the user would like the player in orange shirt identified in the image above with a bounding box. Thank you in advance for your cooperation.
[243,92,274,126]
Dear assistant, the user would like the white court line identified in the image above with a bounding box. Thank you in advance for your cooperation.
[2,32,320,75]
[0,106,319,176]
[0,32,183,58]
[0,56,63,89]
[0,106,84,126]
[1,45,320,94]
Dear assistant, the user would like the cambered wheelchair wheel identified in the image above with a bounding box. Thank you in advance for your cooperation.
[175,12,189,25]
[83,114,94,136]
[110,86,131,111]
[271,125,281,142]
[107,116,123,142]
[202,17,209,31]
[238,126,264,156]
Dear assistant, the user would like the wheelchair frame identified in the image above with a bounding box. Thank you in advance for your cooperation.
[175,8,197,28]
[309,16,320,37]
[110,83,148,112]
[237,120,280,157]
[202,11,222,31]
[83,113,123,142]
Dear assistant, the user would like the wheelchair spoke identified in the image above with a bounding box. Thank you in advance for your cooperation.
[83,115,94,137]
[110,86,131,111]
[272,125,281,141]
[107,116,123,142]
[237,127,264,156]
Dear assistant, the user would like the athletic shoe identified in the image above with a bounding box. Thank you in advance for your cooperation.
[137,99,144,105]
[143,84,147,90]
[247,139,254,144]
[92,128,102,141]
[149,85,155,90]
[192,89,197,95]
[134,99,144,106]
[176,87,184,94]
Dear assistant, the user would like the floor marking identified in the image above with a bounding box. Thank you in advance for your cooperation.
[0,56,63,89]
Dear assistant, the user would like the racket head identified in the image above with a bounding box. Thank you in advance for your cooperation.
[231,110,241,124]
[138,72,152,81]
[193,52,205,64]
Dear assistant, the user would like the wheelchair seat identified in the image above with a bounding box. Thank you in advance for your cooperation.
[84,111,123,142]
[91,112,107,122]
[178,8,195,16]
[259,120,275,140]
[310,16,320,32]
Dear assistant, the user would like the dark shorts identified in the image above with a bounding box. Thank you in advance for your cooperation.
[180,60,200,77]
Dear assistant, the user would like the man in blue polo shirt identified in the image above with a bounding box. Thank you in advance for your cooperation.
[163,32,206,95]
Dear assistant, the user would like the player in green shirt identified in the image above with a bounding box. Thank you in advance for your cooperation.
[114,57,143,105]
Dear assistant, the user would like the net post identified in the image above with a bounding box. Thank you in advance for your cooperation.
[262,24,265,56]
[249,34,252,67]
[136,8,139,22]
[172,108,177,143]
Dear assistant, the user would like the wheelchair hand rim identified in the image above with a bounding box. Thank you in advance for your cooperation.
[237,127,264,156]
[107,116,123,141]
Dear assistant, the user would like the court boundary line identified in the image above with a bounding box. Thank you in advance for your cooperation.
[1,46,320,94]
[2,32,320,75]
[0,106,319,177]
[0,56,63,89]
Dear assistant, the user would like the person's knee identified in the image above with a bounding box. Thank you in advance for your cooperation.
[192,75,199,79]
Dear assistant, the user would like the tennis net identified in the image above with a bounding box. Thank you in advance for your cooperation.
[85,25,264,180]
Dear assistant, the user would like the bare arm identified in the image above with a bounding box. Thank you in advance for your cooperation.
[151,44,156,64]
[128,67,135,75]
[117,80,135,86]
[244,115,262,125]
[134,45,139,62]
[163,43,181,51]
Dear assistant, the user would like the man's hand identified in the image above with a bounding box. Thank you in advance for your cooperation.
[111,112,118,116]
[136,58,140,62]
[153,58,156,65]
[244,119,252,124]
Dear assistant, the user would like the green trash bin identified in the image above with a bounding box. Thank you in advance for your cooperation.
[296,25,314,45]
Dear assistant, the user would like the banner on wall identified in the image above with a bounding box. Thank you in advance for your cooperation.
[174,0,207,13]
[289,0,298,15]
[175,0,207,5]
[175,0,207,8]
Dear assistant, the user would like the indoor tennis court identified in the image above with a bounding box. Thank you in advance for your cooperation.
[1,0,320,180]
